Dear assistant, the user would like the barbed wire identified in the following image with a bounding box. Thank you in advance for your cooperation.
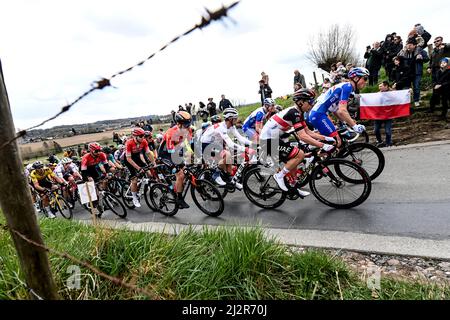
[0,221,159,299]
[0,1,240,152]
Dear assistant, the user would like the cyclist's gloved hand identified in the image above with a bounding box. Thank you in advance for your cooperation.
[321,144,335,152]
[324,136,336,143]
[245,147,257,156]
[352,124,366,133]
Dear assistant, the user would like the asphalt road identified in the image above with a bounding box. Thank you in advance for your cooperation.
[72,141,450,241]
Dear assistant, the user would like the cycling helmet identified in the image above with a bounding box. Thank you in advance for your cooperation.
[223,107,239,120]
[263,97,275,105]
[175,111,192,124]
[88,142,102,153]
[292,88,316,102]
[32,161,44,170]
[201,122,211,130]
[348,67,370,79]
[60,157,73,165]
[210,115,221,123]
[275,105,283,112]
[132,127,145,137]
[117,144,125,150]
[144,130,151,137]
[102,147,111,154]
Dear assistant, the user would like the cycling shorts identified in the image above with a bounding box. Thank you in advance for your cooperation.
[308,111,338,137]
[260,138,301,164]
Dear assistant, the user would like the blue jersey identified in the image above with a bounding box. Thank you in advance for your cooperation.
[310,82,353,114]
[242,107,266,132]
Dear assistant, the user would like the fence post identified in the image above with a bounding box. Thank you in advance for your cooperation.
[312,71,319,91]
[0,59,59,299]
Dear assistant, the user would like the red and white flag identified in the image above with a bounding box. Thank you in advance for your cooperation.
[359,90,410,120]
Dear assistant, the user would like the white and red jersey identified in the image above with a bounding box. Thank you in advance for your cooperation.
[54,162,79,179]
[260,106,307,140]
[200,121,251,152]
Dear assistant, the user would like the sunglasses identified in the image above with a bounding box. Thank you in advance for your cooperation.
[93,150,100,153]
[137,135,145,138]
[309,99,315,105]
[434,40,441,43]
[363,76,369,81]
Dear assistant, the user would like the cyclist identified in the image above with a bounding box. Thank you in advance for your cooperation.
[54,157,82,203]
[308,67,369,146]
[80,142,108,183]
[29,161,67,218]
[144,130,158,160]
[124,128,156,208]
[201,107,255,189]
[102,147,124,173]
[114,144,126,163]
[242,97,276,141]
[157,111,193,209]
[260,88,336,194]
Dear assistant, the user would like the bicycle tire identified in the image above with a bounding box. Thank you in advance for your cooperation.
[309,158,371,209]
[197,168,229,199]
[242,166,287,209]
[337,142,385,181]
[190,179,224,217]
[144,184,157,211]
[54,196,73,219]
[120,181,136,209]
[102,192,127,218]
[150,183,178,216]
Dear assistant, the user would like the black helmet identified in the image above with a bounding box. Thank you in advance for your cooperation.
[102,147,111,154]
[32,161,44,170]
[210,115,221,123]
[292,88,316,102]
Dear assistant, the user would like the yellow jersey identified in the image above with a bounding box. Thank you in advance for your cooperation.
[30,167,56,184]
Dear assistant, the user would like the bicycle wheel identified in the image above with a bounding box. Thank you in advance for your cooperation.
[190,179,224,217]
[144,184,157,211]
[102,192,127,218]
[337,142,385,182]
[197,168,229,199]
[120,181,136,209]
[150,183,178,216]
[309,158,371,209]
[243,166,287,209]
[54,196,73,219]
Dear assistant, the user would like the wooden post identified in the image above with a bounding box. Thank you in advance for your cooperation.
[0,59,59,299]
[312,71,319,91]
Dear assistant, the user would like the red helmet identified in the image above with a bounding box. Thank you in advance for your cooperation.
[132,128,145,137]
[88,142,102,152]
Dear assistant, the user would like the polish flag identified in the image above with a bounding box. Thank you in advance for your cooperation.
[359,90,411,120]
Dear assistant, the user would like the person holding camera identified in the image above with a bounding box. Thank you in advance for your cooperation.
[364,42,384,86]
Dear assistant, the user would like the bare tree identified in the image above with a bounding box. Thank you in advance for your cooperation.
[307,24,360,72]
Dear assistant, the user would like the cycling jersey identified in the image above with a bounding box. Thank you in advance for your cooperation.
[30,168,56,184]
[310,82,353,114]
[308,82,354,137]
[260,106,307,140]
[125,138,150,157]
[80,152,107,170]
[114,149,125,162]
[159,126,193,154]
[200,122,251,152]
[54,163,79,179]
[242,107,266,133]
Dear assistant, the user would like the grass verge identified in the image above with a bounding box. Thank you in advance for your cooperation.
[0,217,448,300]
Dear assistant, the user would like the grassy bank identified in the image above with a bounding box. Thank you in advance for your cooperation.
[0,217,448,300]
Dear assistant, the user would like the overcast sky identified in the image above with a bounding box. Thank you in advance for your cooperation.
[1,0,449,130]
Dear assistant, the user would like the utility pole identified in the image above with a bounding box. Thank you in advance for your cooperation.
[0,59,59,299]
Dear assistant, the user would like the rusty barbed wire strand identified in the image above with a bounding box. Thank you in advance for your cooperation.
[0,222,159,299]
[0,1,240,152]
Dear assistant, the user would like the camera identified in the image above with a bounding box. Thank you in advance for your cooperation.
[366,45,371,50]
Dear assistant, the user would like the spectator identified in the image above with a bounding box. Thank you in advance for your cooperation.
[329,63,339,83]
[77,145,82,157]
[414,23,432,49]
[427,37,450,84]
[407,29,425,49]
[185,103,192,115]
[293,69,306,89]
[261,71,269,85]
[198,101,209,122]
[142,121,153,132]
[391,56,410,90]
[219,94,233,112]
[113,132,121,145]
[321,78,332,93]
[382,34,394,79]
[258,79,273,105]
[386,36,404,81]
[170,110,176,127]
[428,57,450,121]
[364,42,384,86]
[191,103,197,124]
[293,82,302,92]
[178,105,185,112]
[397,37,429,108]
[207,98,217,117]
[374,81,394,147]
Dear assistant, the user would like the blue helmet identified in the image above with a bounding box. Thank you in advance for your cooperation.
[348,67,370,79]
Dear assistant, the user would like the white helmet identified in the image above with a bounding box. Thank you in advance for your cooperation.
[61,157,73,165]
[223,107,239,120]
[263,98,275,105]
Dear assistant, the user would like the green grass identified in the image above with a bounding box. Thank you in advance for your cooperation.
[0,216,448,300]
